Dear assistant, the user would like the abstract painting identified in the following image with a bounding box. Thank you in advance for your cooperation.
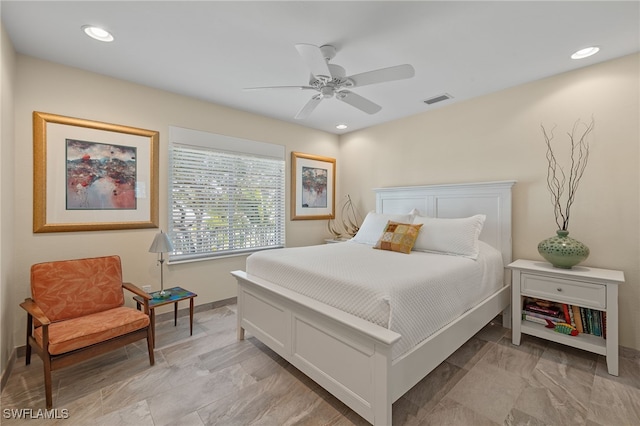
[291,152,335,220]
[33,111,159,232]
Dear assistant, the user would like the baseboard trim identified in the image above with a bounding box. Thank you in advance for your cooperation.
[154,296,236,322]
[1,346,18,392]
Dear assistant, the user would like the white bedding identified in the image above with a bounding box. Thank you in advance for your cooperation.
[246,240,504,359]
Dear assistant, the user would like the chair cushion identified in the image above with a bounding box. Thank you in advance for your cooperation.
[31,256,125,322]
[34,306,149,355]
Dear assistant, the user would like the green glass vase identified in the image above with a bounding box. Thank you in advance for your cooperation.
[537,230,589,269]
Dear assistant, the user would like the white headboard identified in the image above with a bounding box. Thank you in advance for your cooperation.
[374,181,516,265]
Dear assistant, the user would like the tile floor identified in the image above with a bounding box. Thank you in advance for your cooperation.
[2,303,639,425]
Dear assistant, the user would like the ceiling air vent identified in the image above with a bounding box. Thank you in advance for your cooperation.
[423,93,453,105]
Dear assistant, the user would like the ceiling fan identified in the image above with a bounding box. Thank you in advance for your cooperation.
[245,44,415,119]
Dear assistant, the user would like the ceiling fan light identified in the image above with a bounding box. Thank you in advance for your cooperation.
[571,46,599,59]
[82,25,114,42]
[320,86,334,98]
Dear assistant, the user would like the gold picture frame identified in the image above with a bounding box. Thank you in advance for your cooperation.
[33,111,159,233]
[291,152,335,220]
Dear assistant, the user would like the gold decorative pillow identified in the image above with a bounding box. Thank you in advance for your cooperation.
[373,221,423,254]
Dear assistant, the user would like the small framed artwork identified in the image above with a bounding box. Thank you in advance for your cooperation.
[291,151,335,220]
[33,111,159,233]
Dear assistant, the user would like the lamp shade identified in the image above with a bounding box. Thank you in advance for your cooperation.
[149,231,174,253]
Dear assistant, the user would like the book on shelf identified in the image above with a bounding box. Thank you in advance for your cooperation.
[580,306,590,334]
[523,302,563,317]
[521,297,606,338]
[571,305,584,333]
[587,309,595,336]
[561,304,572,324]
[586,308,598,336]
[593,310,602,337]
[567,304,576,327]
[521,310,563,323]
[522,314,559,326]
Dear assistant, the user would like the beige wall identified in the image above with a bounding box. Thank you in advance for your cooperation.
[340,53,640,350]
[11,55,339,346]
[1,21,17,382]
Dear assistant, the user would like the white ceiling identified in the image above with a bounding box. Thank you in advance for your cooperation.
[2,1,639,134]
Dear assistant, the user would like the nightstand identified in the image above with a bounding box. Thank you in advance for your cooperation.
[324,238,350,244]
[508,259,624,375]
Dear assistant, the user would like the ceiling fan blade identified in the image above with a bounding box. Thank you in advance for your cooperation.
[243,85,314,91]
[348,64,415,87]
[295,95,323,120]
[337,90,382,114]
[295,43,332,79]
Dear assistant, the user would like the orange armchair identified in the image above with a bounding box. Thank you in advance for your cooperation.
[20,255,154,409]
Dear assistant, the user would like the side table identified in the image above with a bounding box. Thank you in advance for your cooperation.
[508,259,624,376]
[134,286,198,347]
[324,238,350,244]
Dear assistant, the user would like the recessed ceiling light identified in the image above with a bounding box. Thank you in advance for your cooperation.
[82,25,114,42]
[336,124,348,130]
[571,46,599,59]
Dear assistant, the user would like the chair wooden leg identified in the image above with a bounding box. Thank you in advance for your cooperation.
[146,327,155,366]
[43,354,53,409]
[25,316,32,365]
[25,342,32,365]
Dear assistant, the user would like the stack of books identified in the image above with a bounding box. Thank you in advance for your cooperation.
[522,297,606,338]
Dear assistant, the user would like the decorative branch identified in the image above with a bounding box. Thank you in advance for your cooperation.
[541,118,594,231]
[327,217,343,238]
[327,194,362,239]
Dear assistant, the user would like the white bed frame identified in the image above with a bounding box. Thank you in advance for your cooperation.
[231,180,515,425]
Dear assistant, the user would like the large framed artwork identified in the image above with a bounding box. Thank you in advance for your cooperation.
[291,151,335,220]
[33,111,159,233]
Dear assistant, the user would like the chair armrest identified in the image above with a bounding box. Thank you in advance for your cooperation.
[123,282,151,300]
[19,298,51,325]
[123,282,151,315]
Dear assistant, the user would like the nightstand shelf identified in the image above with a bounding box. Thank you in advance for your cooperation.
[508,259,624,376]
[520,321,606,355]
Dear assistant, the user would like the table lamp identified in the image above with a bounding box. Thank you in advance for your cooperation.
[149,230,174,298]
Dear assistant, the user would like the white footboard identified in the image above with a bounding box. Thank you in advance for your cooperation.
[232,270,400,425]
[233,270,511,425]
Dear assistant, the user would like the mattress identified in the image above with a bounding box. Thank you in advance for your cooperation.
[246,240,504,359]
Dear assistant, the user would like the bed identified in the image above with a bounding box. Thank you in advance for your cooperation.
[231,180,515,425]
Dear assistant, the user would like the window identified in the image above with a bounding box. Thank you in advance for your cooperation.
[168,127,285,262]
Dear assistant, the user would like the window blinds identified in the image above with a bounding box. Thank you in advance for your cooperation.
[168,127,285,262]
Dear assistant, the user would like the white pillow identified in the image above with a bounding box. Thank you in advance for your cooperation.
[352,212,414,245]
[411,214,486,259]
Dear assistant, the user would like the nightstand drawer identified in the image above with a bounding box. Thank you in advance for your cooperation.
[521,273,606,309]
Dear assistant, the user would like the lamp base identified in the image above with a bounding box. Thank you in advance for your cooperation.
[153,290,171,299]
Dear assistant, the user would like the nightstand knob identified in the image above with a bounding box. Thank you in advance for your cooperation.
[557,288,563,292]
